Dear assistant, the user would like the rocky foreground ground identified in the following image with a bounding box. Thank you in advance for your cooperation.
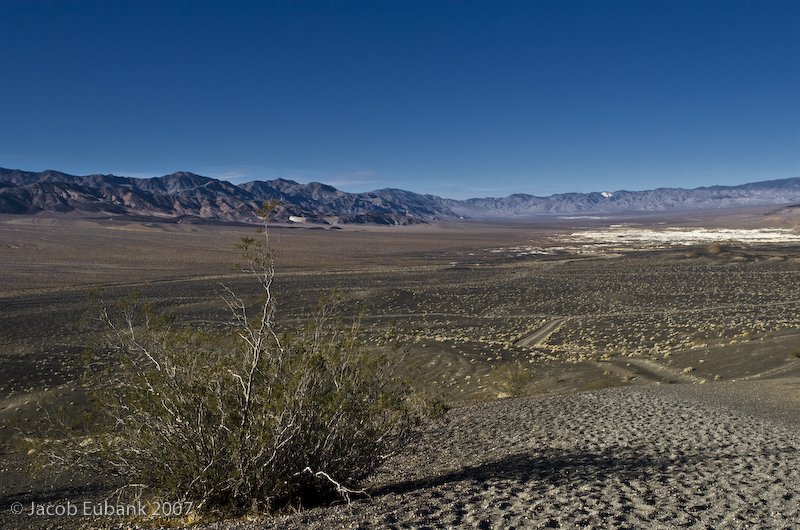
[196,378,799,529]
[3,378,799,529]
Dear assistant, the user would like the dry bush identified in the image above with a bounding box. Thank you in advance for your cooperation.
[34,220,429,515]
[492,360,536,397]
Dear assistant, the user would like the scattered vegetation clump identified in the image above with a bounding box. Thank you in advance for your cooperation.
[492,360,536,397]
[33,219,429,516]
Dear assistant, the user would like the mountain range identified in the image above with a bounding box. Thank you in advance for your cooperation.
[1,167,799,225]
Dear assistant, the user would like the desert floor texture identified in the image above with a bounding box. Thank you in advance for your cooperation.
[1,208,799,528]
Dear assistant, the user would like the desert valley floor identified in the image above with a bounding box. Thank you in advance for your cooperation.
[1,208,799,528]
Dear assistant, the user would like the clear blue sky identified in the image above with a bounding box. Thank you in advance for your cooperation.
[1,0,798,199]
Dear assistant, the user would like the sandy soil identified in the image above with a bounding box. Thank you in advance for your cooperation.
[187,379,800,530]
[5,379,798,529]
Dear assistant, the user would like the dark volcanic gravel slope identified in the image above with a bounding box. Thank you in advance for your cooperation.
[194,380,800,529]
[4,380,799,529]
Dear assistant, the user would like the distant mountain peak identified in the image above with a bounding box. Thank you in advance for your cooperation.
[1,167,799,224]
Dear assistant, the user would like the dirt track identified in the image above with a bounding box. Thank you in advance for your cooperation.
[513,318,567,348]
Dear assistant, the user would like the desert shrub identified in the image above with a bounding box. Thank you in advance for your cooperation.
[34,224,426,515]
[492,360,536,397]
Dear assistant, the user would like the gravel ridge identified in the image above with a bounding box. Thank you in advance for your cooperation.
[202,382,800,529]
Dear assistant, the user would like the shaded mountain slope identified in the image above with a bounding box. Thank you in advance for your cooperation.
[2,167,799,224]
[444,177,800,217]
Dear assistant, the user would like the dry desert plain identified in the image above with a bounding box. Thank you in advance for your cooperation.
[1,207,800,528]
